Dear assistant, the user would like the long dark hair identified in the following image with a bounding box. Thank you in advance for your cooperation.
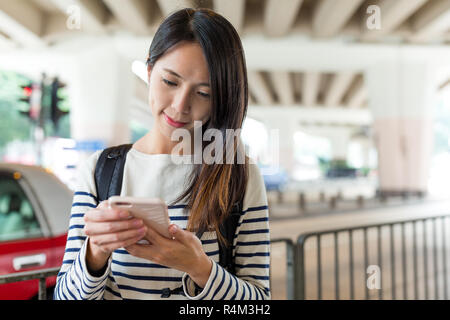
[146,8,249,245]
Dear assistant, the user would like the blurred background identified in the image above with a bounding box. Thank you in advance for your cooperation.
[0,0,450,300]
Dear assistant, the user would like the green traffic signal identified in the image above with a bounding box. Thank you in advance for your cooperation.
[50,77,70,129]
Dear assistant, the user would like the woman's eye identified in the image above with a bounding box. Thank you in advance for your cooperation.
[163,78,177,86]
[198,91,210,98]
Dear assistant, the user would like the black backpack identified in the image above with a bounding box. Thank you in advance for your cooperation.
[94,144,242,297]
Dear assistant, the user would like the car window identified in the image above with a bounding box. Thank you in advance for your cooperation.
[0,174,42,241]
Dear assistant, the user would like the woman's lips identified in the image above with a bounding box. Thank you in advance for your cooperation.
[164,113,187,128]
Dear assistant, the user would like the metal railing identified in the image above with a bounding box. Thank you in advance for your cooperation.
[0,267,60,300]
[294,214,450,300]
[270,238,295,300]
[2,214,449,300]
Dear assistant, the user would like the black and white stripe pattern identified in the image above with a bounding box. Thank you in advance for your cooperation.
[54,150,271,300]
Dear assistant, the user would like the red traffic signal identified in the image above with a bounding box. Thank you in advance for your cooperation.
[18,82,41,121]
[20,83,33,103]
[23,86,32,97]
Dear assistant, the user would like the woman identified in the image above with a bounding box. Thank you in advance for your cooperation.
[54,8,270,300]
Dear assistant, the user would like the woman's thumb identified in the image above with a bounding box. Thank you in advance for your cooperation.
[169,224,190,242]
[169,224,181,238]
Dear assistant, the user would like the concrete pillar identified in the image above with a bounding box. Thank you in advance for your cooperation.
[263,116,296,176]
[327,127,352,161]
[367,58,435,195]
[68,42,133,148]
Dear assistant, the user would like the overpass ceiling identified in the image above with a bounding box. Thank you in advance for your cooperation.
[2,0,444,46]
[1,0,449,110]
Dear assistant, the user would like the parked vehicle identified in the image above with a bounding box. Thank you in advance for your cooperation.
[258,164,289,192]
[0,163,73,299]
[325,159,357,179]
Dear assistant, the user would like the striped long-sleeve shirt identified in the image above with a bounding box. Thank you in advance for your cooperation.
[54,147,271,300]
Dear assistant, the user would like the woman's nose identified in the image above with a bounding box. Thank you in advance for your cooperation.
[173,90,191,114]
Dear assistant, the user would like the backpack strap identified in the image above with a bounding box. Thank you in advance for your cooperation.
[218,200,243,274]
[194,200,242,273]
[94,143,133,202]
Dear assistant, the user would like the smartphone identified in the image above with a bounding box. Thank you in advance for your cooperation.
[108,196,171,238]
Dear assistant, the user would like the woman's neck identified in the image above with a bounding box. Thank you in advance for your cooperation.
[134,130,193,155]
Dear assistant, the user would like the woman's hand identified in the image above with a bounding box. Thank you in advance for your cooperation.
[83,200,148,273]
[125,224,213,288]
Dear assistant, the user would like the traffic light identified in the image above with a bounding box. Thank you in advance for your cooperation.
[20,83,32,103]
[50,77,69,129]
[18,82,41,122]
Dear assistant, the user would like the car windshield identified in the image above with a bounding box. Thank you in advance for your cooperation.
[0,174,42,241]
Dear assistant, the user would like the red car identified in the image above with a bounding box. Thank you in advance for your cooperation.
[0,163,73,299]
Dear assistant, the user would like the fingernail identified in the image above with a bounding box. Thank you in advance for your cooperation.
[169,224,178,233]
[134,219,143,227]
[138,227,146,234]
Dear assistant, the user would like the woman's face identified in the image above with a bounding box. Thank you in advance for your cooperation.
[147,41,212,142]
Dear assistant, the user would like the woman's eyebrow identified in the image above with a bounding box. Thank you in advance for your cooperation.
[163,68,210,87]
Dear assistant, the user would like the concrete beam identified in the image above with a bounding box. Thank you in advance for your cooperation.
[438,78,450,91]
[103,0,153,34]
[324,72,355,106]
[410,0,450,42]
[270,71,295,105]
[0,0,46,47]
[345,75,366,108]
[264,0,303,37]
[156,0,195,17]
[248,70,274,105]
[241,34,450,72]
[362,0,427,40]
[78,33,450,75]
[0,32,17,49]
[292,72,302,103]
[50,0,108,32]
[313,0,364,37]
[213,0,245,33]
[248,93,256,105]
[302,72,320,106]
[247,105,372,127]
